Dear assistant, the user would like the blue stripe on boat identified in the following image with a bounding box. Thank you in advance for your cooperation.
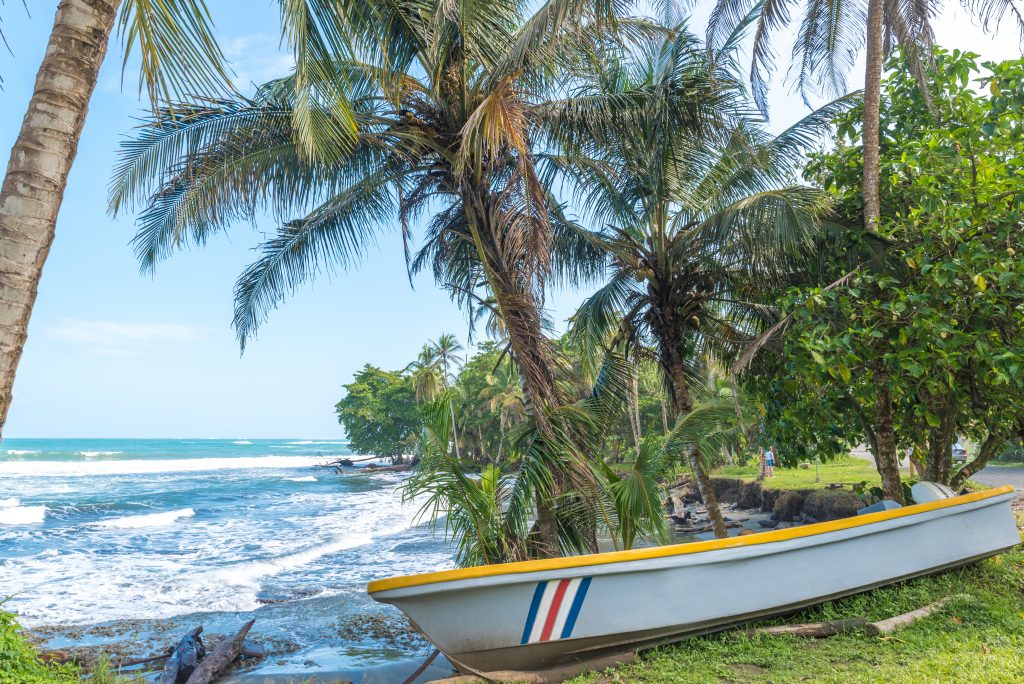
[560,577,592,639]
[521,580,548,644]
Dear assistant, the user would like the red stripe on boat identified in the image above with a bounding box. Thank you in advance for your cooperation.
[539,579,571,641]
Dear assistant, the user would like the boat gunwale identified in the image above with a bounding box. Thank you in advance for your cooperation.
[368,484,1015,594]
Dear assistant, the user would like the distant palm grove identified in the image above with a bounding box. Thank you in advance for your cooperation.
[1,0,1022,567]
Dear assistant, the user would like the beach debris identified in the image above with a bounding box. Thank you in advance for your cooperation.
[672,520,742,534]
[865,595,970,636]
[160,626,204,684]
[240,639,266,659]
[184,619,255,684]
[738,595,971,641]
[362,463,413,473]
[746,617,867,638]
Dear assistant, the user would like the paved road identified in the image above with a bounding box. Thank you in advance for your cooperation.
[973,466,1024,490]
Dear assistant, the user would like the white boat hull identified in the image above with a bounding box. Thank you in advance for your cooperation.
[369,486,1018,675]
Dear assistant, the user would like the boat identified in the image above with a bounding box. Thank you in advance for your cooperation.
[368,485,1018,679]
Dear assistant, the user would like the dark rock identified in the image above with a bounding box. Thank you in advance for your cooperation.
[758,519,780,529]
[801,514,820,524]
[711,478,744,503]
[772,490,805,521]
[801,490,863,522]
[760,488,783,512]
[736,481,764,509]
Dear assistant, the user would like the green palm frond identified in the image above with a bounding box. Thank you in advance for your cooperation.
[109,99,293,216]
[664,388,752,465]
[232,169,398,348]
[597,437,670,549]
[117,0,233,107]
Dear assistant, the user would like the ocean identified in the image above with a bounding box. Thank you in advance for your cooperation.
[0,438,454,681]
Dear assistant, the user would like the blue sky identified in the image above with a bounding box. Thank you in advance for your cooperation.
[0,2,1019,439]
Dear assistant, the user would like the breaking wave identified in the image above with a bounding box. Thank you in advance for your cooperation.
[0,455,325,477]
[92,508,196,529]
[0,505,47,525]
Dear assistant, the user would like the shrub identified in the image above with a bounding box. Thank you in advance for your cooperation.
[0,606,78,684]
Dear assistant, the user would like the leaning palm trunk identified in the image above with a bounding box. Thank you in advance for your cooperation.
[862,0,885,232]
[0,0,121,436]
[465,201,566,556]
[664,346,728,539]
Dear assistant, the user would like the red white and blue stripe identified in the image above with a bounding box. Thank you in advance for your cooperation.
[520,577,592,644]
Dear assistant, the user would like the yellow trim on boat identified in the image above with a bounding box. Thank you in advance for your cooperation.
[368,485,1014,594]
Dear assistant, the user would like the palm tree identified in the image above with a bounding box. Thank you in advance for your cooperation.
[407,334,465,458]
[478,359,526,463]
[109,1,732,555]
[0,0,231,437]
[566,24,843,537]
[708,0,1024,235]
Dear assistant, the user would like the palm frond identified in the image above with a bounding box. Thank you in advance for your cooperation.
[117,0,233,107]
[232,169,398,348]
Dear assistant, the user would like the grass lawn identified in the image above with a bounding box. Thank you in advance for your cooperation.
[568,478,1024,684]
[570,540,1024,683]
[714,456,883,490]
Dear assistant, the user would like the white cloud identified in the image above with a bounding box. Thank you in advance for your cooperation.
[223,34,295,93]
[49,319,202,356]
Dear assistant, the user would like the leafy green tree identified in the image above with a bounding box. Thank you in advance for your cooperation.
[710,0,1023,249]
[335,365,420,463]
[773,48,1024,491]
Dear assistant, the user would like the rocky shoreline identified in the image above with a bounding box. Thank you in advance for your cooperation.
[667,476,868,537]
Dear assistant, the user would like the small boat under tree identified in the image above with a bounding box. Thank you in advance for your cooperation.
[368,485,1018,679]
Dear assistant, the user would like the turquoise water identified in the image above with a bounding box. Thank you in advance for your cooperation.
[0,438,452,679]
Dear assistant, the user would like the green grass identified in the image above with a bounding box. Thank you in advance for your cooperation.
[570,535,1024,683]
[714,456,883,490]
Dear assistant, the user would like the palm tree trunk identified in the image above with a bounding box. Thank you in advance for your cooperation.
[626,366,640,457]
[0,0,121,437]
[862,0,885,232]
[463,193,564,556]
[664,347,728,539]
[448,399,462,459]
[632,363,642,449]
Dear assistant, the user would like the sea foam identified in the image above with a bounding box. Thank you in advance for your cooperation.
[284,476,317,482]
[0,455,325,477]
[93,508,195,529]
[0,505,46,525]
[210,534,373,588]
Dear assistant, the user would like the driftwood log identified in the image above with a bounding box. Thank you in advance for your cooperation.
[361,464,412,473]
[109,637,263,673]
[865,595,968,636]
[747,617,867,638]
[673,520,742,534]
[160,627,204,684]
[184,619,255,684]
